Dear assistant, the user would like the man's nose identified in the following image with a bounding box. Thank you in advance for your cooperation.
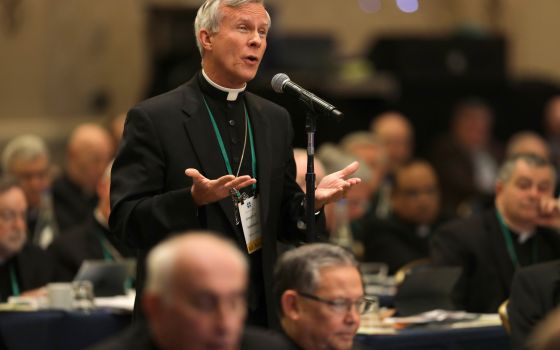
[248,31,263,47]
[344,305,360,325]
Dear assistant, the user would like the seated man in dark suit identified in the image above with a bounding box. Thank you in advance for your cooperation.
[431,154,560,313]
[509,261,560,350]
[274,243,370,350]
[48,162,133,281]
[90,232,290,350]
[52,123,114,232]
[0,177,53,301]
[359,159,443,274]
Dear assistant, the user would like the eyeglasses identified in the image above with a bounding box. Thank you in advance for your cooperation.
[297,291,376,315]
[0,210,26,223]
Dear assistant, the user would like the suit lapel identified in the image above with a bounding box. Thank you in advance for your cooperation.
[180,79,238,232]
[245,93,271,227]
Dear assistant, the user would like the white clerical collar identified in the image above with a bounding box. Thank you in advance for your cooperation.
[517,230,535,244]
[202,69,246,101]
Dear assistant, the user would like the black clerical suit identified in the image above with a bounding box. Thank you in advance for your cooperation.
[431,208,560,313]
[48,212,134,281]
[110,72,322,327]
[0,244,53,301]
[508,260,560,350]
[358,214,440,274]
[52,174,98,232]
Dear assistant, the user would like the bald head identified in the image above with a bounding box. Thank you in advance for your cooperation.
[66,123,114,193]
[143,232,248,350]
[370,112,413,172]
[145,232,248,296]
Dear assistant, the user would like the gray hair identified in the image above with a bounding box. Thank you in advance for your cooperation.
[2,135,50,173]
[496,154,556,184]
[145,231,247,297]
[273,243,359,316]
[194,0,271,56]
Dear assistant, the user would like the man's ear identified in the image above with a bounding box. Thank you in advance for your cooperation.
[495,180,503,196]
[199,29,214,51]
[281,290,301,320]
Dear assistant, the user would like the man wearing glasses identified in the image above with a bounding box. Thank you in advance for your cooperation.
[274,243,371,350]
[0,177,52,300]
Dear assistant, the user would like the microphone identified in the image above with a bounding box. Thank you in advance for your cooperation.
[271,73,343,120]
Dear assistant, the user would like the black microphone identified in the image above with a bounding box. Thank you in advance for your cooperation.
[271,73,343,120]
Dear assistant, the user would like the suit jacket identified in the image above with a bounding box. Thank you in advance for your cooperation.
[88,322,292,350]
[110,73,319,327]
[431,208,560,313]
[508,260,560,350]
[52,174,98,232]
[48,213,134,282]
[359,214,437,274]
[0,244,53,301]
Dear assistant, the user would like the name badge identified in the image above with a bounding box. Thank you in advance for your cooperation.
[238,196,262,254]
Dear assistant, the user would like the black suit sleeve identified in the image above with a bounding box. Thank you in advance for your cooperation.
[109,107,200,250]
[509,266,554,350]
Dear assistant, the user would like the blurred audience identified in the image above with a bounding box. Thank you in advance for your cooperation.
[431,98,502,219]
[370,112,414,219]
[370,111,414,174]
[293,148,326,193]
[506,131,550,160]
[0,177,53,301]
[52,123,114,232]
[48,162,133,281]
[359,160,443,274]
[431,154,560,313]
[317,144,373,235]
[509,260,560,350]
[274,243,368,350]
[1,135,59,248]
[339,131,387,195]
[90,232,289,350]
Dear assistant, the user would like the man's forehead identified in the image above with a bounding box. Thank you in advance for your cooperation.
[221,3,268,24]
[510,161,553,181]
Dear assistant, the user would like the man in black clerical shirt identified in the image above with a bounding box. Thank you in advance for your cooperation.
[431,154,560,313]
[109,0,361,327]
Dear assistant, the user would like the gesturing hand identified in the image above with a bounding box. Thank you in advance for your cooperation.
[185,168,256,206]
[314,161,361,209]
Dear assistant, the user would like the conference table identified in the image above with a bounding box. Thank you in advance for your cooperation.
[0,308,511,350]
[0,309,131,350]
[357,325,510,350]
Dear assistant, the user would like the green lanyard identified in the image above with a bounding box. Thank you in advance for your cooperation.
[9,264,20,297]
[495,211,538,268]
[98,236,114,261]
[202,97,257,191]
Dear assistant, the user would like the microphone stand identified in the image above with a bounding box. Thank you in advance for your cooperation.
[305,111,318,242]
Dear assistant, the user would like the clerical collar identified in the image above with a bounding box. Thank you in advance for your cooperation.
[515,230,535,244]
[201,69,246,101]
